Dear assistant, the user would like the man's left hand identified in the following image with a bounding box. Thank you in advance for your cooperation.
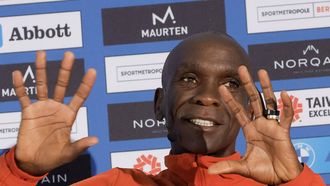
[208,66,303,185]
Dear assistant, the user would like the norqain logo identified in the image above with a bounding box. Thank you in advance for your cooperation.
[274,44,330,69]
[141,6,188,39]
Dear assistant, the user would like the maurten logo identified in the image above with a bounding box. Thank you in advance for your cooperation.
[23,65,36,83]
[152,6,176,25]
[0,24,3,47]
[134,154,161,175]
[141,6,188,39]
[278,95,303,123]
[1,65,37,98]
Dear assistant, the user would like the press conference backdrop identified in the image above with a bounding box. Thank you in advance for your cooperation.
[0,0,330,185]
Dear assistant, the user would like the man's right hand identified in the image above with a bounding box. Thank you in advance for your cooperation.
[12,51,98,176]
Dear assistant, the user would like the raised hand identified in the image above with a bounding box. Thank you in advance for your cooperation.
[13,51,98,176]
[208,66,303,185]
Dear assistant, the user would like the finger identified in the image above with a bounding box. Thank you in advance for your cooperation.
[258,69,277,110]
[219,85,251,128]
[12,71,31,109]
[54,51,75,102]
[68,69,96,112]
[208,160,248,177]
[279,91,294,130]
[35,51,48,100]
[63,136,98,163]
[238,66,263,118]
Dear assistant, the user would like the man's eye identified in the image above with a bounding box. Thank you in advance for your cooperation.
[182,77,197,84]
[224,80,239,89]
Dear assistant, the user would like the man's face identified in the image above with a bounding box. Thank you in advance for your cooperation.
[157,35,249,156]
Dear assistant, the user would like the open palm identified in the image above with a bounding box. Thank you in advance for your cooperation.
[13,51,98,176]
[209,66,302,185]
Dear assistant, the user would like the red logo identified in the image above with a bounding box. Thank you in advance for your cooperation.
[134,154,161,175]
[278,95,303,122]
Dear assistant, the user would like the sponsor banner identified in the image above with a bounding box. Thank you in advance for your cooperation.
[0,107,88,149]
[0,59,84,102]
[105,52,168,93]
[246,0,330,33]
[0,11,82,53]
[0,0,66,6]
[37,154,91,185]
[102,0,226,45]
[275,87,330,127]
[108,101,167,141]
[292,136,330,174]
[0,24,2,47]
[248,39,330,80]
[111,148,170,175]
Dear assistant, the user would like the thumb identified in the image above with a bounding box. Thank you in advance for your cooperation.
[64,137,99,162]
[208,160,248,176]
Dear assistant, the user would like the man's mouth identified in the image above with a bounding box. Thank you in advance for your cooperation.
[190,119,215,127]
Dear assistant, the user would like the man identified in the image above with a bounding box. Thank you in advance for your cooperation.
[0,32,325,185]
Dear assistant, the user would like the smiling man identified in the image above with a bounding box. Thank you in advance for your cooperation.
[0,32,325,185]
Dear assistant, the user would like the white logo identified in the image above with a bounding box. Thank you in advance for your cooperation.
[274,43,330,70]
[152,6,176,25]
[22,65,36,83]
[0,11,82,53]
[246,0,330,33]
[0,0,66,6]
[294,143,316,167]
[303,45,319,55]
[105,53,168,93]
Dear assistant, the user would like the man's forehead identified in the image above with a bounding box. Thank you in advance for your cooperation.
[174,59,240,76]
[162,32,249,86]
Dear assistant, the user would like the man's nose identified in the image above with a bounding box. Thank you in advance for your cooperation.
[191,83,220,106]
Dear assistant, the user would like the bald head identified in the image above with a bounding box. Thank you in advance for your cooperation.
[162,32,249,89]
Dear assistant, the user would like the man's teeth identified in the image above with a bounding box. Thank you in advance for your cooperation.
[190,119,214,127]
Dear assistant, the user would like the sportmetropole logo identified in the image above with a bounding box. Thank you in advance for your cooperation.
[277,95,303,123]
[134,154,161,176]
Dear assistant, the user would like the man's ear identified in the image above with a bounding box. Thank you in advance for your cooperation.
[154,88,165,120]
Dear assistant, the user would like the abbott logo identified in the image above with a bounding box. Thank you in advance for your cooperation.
[9,24,71,41]
[0,11,82,53]
[134,154,161,175]
[152,6,176,25]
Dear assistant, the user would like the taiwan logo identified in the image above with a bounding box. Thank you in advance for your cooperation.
[0,24,3,47]
[278,95,303,123]
[294,143,316,167]
[134,154,161,175]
